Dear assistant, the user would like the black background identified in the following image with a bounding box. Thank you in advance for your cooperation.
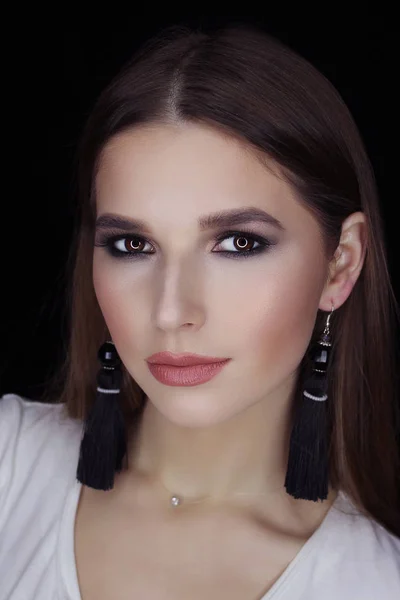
[1,11,394,400]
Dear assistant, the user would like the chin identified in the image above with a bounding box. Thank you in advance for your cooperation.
[148,394,237,429]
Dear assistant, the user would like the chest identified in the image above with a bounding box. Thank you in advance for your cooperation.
[74,490,305,600]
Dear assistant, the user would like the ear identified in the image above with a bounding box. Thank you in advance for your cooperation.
[319,211,368,311]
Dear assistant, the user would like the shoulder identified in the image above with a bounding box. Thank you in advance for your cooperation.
[325,491,400,596]
[353,509,400,572]
[333,491,400,553]
[0,394,84,597]
[0,393,83,510]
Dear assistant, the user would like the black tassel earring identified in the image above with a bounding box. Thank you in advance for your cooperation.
[77,340,127,491]
[284,303,334,502]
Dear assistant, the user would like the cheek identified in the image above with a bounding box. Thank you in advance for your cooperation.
[92,259,138,346]
[244,263,325,380]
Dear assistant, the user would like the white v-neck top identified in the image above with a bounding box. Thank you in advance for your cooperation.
[1,393,399,600]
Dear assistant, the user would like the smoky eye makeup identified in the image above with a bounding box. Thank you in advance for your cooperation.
[94,227,278,261]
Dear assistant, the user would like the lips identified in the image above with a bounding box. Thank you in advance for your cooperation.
[146,351,230,367]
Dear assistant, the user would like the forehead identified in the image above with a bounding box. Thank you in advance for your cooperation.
[95,122,314,236]
[97,122,284,193]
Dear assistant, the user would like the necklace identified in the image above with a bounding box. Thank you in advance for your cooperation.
[157,478,281,508]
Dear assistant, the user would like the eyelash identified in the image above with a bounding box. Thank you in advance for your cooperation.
[95,229,276,260]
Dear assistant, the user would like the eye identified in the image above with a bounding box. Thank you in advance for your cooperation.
[95,230,276,260]
[214,233,262,254]
[114,236,152,254]
[213,230,275,258]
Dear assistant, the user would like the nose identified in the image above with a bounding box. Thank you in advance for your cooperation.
[151,261,205,333]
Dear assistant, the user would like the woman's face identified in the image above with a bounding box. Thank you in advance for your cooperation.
[93,122,330,427]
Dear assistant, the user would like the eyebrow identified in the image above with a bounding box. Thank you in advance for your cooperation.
[95,207,285,234]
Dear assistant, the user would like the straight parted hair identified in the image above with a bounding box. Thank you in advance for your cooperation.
[43,24,400,535]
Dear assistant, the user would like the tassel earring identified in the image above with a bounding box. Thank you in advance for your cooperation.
[284,303,334,502]
[77,340,127,491]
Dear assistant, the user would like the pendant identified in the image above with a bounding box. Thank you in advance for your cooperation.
[170,495,182,507]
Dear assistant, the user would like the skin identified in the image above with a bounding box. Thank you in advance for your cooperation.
[74,122,367,598]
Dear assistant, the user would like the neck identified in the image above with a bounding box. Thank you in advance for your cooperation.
[126,376,297,506]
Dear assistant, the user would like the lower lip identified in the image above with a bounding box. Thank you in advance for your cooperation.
[147,360,230,386]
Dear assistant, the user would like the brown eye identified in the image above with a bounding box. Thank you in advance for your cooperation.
[125,237,146,252]
[234,236,256,251]
[97,230,273,260]
[113,236,152,254]
[215,234,260,253]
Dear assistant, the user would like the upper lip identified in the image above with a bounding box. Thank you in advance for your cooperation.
[146,352,230,366]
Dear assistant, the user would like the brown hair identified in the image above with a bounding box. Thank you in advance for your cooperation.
[42,23,400,535]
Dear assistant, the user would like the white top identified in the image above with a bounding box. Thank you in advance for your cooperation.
[0,392,399,600]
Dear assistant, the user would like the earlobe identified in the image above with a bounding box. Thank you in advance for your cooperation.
[319,212,367,311]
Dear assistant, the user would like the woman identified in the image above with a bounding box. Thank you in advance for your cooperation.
[1,23,399,600]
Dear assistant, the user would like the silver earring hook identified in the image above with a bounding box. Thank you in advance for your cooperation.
[323,302,335,337]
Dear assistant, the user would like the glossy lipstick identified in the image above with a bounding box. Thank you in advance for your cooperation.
[146,352,231,387]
